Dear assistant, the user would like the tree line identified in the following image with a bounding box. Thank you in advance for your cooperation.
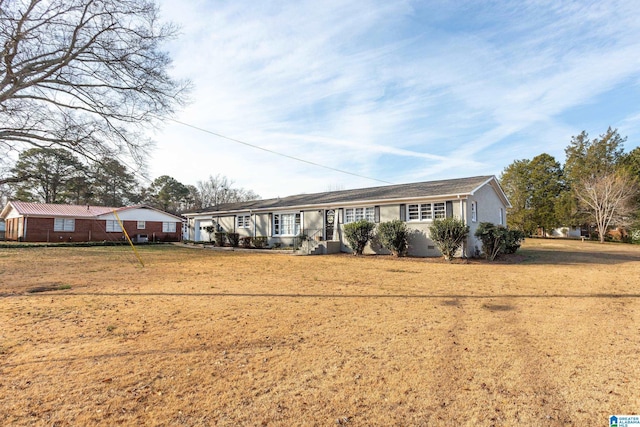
[500,127,640,243]
[0,147,260,214]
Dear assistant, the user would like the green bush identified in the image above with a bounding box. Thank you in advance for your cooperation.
[343,220,376,255]
[504,229,526,254]
[252,236,268,248]
[474,222,505,260]
[227,233,240,247]
[240,236,252,248]
[474,222,524,260]
[377,220,409,256]
[214,232,226,246]
[428,217,469,261]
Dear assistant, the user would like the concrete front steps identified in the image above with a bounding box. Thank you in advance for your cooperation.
[300,240,341,255]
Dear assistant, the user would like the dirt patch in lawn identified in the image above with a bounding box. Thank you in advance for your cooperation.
[0,239,639,426]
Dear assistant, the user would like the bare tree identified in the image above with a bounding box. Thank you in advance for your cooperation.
[574,171,638,243]
[0,0,190,183]
[197,174,260,207]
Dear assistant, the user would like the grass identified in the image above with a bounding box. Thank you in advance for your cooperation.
[0,239,639,425]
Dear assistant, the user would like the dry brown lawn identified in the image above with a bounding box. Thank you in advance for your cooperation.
[1,239,639,426]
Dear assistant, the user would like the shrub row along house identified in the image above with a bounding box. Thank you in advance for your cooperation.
[183,175,511,257]
[0,201,183,243]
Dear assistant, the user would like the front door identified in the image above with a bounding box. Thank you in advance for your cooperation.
[325,209,335,240]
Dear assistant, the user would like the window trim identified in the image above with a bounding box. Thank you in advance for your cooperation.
[137,220,146,229]
[54,218,75,232]
[105,220,122,232]
[406,202,446,222]
[272,212,301,236]
[162,222,177,233]
[237,214,251,229]
[344,206,375,224]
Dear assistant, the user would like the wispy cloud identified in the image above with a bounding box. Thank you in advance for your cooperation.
[153,0,640,197]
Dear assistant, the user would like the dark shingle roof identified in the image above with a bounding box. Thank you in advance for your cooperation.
[186,175,498,214]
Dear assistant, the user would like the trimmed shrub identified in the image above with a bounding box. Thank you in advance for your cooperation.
[504,229,526,254]
[343,220,376,255]
[474,222,524,260]
[227,232,240,247]
[428,217,469,261]
[377,219,409,256]
[474,222,505,260]
[240,236,252,248]
[252,236,268,248]
[214,232,226,246]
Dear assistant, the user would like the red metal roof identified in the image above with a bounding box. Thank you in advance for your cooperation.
[7,201,118,218]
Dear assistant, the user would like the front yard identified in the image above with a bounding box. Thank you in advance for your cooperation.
[0,239,638,425]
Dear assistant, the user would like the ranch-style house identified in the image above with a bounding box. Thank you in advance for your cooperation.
[182,175,511,257]
[1,201,183,243]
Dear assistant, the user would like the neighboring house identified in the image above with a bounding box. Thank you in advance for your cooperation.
[0,201,183,243]
[547,227,583,238]
[182,175,511,257]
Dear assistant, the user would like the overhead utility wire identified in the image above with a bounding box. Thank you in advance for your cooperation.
[166,117,394,185]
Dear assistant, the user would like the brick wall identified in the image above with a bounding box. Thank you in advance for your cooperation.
[18,217,181,242]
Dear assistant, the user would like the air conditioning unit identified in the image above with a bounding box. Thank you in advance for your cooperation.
[134,234,149,243]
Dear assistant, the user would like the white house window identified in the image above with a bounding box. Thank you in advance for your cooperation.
[421,204,433,220]
[407,204,420,221]
[54,218,75,232]
[137,221,146,229]
[406,203,445,221]
[471,201,477,223]
[499,208,504,225]
[237,215,251,228]
[273,213,300,236]
[344,207,375,223]
[163,222,177,232]
[105,220,122,232]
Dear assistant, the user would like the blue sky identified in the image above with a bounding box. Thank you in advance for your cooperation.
[152,0,640,199]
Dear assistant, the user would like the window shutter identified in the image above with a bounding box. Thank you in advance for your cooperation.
[299,211,304,234]
[374,206,380,223]
[446,201,453,218]
[399,204,406,221]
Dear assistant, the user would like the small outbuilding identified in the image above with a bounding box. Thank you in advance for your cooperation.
[0,201,183,243]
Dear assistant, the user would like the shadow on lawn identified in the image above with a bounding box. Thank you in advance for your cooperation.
[518,246,640,265]
[1,343,245,368]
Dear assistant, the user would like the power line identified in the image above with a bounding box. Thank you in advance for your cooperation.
[166,117,394,185]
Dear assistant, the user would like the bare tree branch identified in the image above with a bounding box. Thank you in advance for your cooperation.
[0,0,190,166]
[574,171,638,243]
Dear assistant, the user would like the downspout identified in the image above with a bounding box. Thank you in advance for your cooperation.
[461,198,468,259]
[251,211,256,238]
